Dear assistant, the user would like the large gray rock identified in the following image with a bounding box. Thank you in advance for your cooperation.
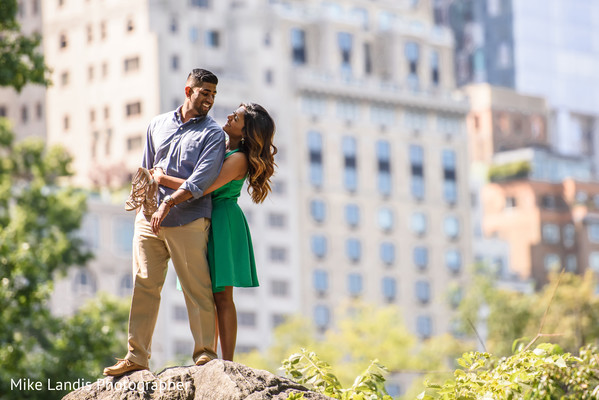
[61,360,333,400]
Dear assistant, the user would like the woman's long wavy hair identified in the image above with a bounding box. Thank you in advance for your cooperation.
[239,103,277,203]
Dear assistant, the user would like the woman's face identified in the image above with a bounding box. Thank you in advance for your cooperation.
[223,106,246,139]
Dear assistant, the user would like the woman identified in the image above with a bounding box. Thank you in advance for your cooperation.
[152,103,277,361]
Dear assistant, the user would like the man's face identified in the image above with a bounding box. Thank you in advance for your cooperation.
[186,82,217,117]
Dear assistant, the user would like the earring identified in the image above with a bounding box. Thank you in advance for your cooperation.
[241,137,245,145]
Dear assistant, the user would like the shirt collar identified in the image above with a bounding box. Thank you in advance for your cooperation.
[174,106,207,124]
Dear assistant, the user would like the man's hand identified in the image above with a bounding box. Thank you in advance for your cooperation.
[151,203,170,234]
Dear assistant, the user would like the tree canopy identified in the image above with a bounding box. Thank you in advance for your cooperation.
[0,0,50,91]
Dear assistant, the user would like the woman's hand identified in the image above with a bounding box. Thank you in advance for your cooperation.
[152,167,165,185]
[151,203,170,234]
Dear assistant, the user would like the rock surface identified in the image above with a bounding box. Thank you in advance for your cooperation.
[61,360,332,399]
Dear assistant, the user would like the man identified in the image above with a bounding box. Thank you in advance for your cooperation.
[103,68,226,376]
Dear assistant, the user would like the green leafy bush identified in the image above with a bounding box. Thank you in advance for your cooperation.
[418,343,599,400]
[282,348,393,399]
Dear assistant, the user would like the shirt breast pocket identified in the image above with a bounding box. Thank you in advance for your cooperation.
[180,137,203,167]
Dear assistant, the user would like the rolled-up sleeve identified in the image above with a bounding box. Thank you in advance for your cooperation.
[180,128,226,198]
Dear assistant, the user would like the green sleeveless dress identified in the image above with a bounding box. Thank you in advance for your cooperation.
[207,149,259,293]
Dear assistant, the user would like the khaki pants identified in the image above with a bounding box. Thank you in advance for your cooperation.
[125,212,216,367]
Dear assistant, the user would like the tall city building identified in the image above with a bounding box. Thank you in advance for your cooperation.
[0,0,46,141]
[435,0,599,171]
[38,0,472,378]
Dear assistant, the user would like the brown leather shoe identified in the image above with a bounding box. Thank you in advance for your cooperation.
[195,354,214,366]
[103,358,147,376]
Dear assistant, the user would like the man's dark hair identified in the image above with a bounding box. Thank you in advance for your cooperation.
[187,68,218,87]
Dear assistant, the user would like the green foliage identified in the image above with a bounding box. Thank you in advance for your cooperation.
[457,269,599,356]
[239,303,470,398]
[487,160,531,182]
[418,343,599,400]
[282,348,393,400]
[0,0,51,91]
[0,121,128,399]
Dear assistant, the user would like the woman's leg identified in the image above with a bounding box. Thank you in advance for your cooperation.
[213,286,237,361]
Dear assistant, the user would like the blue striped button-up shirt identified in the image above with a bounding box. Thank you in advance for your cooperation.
[142,107,226,227]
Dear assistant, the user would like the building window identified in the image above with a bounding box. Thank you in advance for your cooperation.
[206,30,220,47]
[410,144,424,200]
[119,274,133,297]
[345,204,360,227]
[124,56,140,72]
[126,18,134,32]
[382,277,396,302]
[310,199,326,223]
[314,305,330,330]
[348,273,363,297]
[191,0,210,7]
[430,50,440,86]
[113,217,134,255]
[21,105,28,123]
[271,280,289,297]
[413,246,428,270]
[269,246,287,263]
[63,115,70,131]
[448,286,463,309]
[378,11,394,31]
[442,149,457,204]
[415,280,430,304]
[563,224,575,248]
[380,242,395,265]
[405,42,420,91]
[545,254,561,272]
[444,216,460,239]
[171,54,179,71]
[308,131,323,187]
[127,136,142,151]
[265,69,274,84]
[565,255,577,272]
[446,250,462,274]
[378,207,393,232]
[342,136,357,192]
[505,196,517,208]
[268,213,286,228]
[540,195,558,210]
[173,305,188,321]
[87,24,93,43]
[337,32,353,75]
[313,269,328,294]
[60,71,69,86]
[126,102,142,117]
[337,100,360,121]
[87,66,94,81]
[302,95,326,116]
[542,223,561,244]
[59,33,68,49]
[189,26,199,43]
[35,102,42,120]
[101,62,108,77]
[411,212,427,236]
[376,140,391,196]
[100,21,106,40]
[238,311,257,327]
[589,252,599,272]
[371,104,395,126]
[32,0,40,15]
[72,269,97,296]
[272,313,286,328]
[311,235,327,258]
[364,42,372,75]
[291,28,306,65]
[416,315,432,338]
[345,238,361,262]
[0,106,7,117]
[588,223,599,243]
[170,15,178,34]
